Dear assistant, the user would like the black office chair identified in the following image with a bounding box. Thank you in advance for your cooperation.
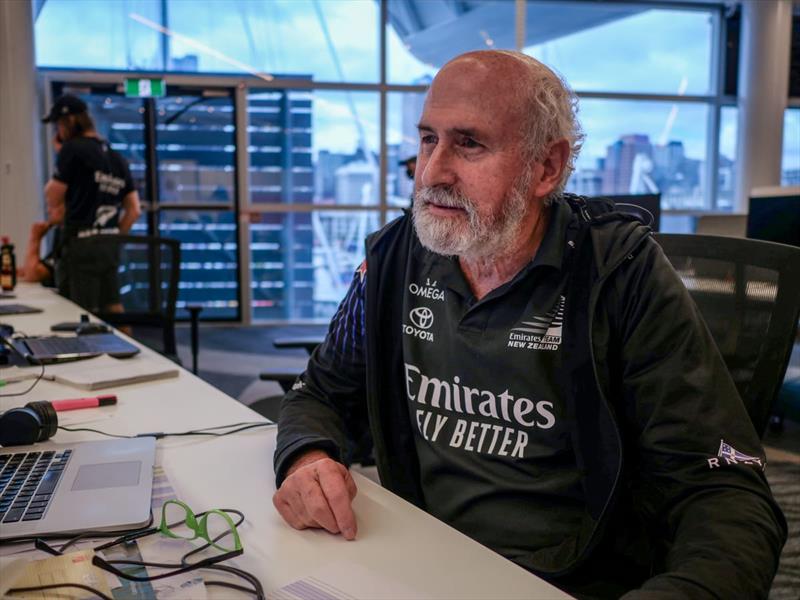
[655,234,800,436]
[596,193,662,231]
[62,234,202,372]
[258,337,324,393]
[252,333,373,464]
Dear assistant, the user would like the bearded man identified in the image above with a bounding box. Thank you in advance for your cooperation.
[272,50,785,599]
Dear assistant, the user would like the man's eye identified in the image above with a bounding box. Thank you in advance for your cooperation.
[460,138,481,149]
[420,134,437,145]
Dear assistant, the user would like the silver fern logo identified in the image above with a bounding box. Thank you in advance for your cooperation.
[507,296,564,351]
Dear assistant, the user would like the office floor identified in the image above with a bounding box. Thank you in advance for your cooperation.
[135,323,326,420]
[136,324,799,597]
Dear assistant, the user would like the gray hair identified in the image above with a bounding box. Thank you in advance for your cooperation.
[490,50,584,202]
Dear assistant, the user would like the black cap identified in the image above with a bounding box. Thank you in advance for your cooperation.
[41,94,88,123]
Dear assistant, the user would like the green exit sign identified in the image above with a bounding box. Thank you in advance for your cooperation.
[124,78,166,98]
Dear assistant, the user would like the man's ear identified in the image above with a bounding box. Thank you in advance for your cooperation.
[530,139,570,199]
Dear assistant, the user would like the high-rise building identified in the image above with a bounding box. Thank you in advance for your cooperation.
[602,134,652,194]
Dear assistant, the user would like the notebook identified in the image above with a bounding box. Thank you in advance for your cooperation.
[46,354,180,390]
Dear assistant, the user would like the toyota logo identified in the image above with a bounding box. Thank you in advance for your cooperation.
[409,306,434,329]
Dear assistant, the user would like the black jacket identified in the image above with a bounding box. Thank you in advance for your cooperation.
[275,197,786,599]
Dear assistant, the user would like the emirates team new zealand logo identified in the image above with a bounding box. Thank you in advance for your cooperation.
[507,296,564,352]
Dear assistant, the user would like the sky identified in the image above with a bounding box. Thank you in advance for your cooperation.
[35,0,798,179]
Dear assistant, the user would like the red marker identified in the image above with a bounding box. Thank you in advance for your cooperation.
[50,395,118,412]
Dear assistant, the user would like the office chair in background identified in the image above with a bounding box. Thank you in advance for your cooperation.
[63,234,203,373]
[655,234,800,436]
[596,193,662,232]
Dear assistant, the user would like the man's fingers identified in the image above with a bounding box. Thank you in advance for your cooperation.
[333,462,358,499]
[318,465,357,540]
[299,483,340,534]
[341,466,358,500]
[272,493,306,530]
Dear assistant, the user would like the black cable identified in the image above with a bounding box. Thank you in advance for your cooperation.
[0,358,45,397]
[57,421,275,440]
[7,582,114,600]
[96,558,263,599]
[0,513,155,547]
[6,509,264,598]
[164,422,274,438]
[57,425,134,438]
[203,564,265,600]
[176,421,272,433]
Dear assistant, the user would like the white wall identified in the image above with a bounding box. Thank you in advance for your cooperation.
[0,0,44,254]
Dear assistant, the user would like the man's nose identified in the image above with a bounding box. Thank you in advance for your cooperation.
[420,144,457,189]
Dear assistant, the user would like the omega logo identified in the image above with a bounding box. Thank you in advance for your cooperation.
[409,306,434,330]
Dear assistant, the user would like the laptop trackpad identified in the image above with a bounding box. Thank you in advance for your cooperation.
[71,461,142,491]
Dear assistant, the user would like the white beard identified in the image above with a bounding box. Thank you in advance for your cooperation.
[412,171,532,260]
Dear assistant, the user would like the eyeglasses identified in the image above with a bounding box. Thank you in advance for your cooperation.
[10,501,264,600]
[92,500,246,579]
[159,499,242,553]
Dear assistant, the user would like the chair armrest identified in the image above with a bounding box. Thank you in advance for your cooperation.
[272,336,324,354]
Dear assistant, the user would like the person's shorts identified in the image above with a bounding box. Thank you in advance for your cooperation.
[56,239,121,312]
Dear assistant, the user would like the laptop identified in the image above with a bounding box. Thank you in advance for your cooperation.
[0,437,155,539]
[0,304,43,316]
[4,333,140,364]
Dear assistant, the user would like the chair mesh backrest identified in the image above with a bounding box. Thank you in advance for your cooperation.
[116,240,177,316]
[655,234,800,435]
[65,235,180,320]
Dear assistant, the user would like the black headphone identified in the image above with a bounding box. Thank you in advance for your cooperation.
[0,401,58,446]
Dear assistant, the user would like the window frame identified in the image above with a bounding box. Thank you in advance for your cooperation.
[39,0,744,324]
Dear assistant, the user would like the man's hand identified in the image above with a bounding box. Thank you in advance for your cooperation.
[272,449,358,540]
[29,222,51,241]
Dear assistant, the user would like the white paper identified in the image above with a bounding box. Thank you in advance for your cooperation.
[270,562,422,600]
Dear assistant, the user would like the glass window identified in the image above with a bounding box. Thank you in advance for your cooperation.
[718,106,738,211]
[387,1,515,84]
[387,92,426,208]
[166,0,379,82]
[566,99,709,210]
[251,210,381,321]
[159,210,239,319]
[783,108,800,186]
[524,3,713,95]
[248,90,379,205]
[35,0,163,70]
[156,92,236,205]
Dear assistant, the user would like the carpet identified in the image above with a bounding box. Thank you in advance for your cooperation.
[768,461,800,599]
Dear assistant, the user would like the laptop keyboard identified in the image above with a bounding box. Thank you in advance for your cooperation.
[0,450,72,524]
[25,337,92,356]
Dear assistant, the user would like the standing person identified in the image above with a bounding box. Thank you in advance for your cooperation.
[272,51,786,598]
[41,95,142,312]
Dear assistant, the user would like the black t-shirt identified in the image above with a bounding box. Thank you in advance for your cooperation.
[402,199,586,564]
[53,137,135,230]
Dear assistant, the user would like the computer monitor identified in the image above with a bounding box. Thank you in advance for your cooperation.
[746,188,800,248]
[596,194,661,232]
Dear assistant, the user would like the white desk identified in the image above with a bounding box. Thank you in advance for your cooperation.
[0,284,570,599]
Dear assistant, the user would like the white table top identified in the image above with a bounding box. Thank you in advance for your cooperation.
[0,284,570,599]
